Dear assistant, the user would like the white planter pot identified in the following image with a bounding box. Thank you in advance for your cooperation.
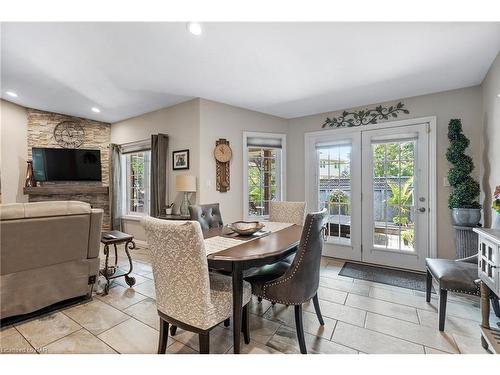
[492,213,500,230]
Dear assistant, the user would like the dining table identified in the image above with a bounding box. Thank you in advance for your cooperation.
[202,222,303,354]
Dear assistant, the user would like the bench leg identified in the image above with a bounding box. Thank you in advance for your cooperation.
[426,270,432,303]
[438,288,448,331]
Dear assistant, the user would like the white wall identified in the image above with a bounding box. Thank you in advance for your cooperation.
[287,87,483,260]
[481,51,500,227]
[0,99,28,203]
[199,99,288,223]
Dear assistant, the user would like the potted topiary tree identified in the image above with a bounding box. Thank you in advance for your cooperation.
[446,119,481,226]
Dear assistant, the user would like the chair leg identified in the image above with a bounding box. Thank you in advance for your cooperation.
[294,304,307,354]
[242,304,250,344]
[312,293,325,326]
[199,332,210,354]
[491,295,500,318]
[438,288,448,331]
[170,325,177,336]
[224,318,230,327]
[426,270,432,303]
[158,318,169,354]
[257,297,262,303]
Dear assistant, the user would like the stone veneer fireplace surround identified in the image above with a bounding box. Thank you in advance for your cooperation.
[25,108,111,229]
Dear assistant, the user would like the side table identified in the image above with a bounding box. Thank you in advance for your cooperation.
[100,230,136,295]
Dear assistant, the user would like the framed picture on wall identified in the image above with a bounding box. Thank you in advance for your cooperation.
[172,149,190,170]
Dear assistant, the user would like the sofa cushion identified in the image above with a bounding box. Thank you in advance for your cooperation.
[426,258,480,294]
[0,201,92,221]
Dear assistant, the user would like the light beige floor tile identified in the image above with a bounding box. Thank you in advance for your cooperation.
[353,280,415,295]
[445,301,482,322]
[63,299,129,335]
[346,294,419,323]
[320,264,343,279]
[0,327,36,354]
[131,262,153,276]
[172,326,233,354]
[266,325,357,354]
[16,312,81,349]
[248,295,273,317]
[236,340,283,354]
[264,304,336,339]
[319,277,370,296]
[132,280,156,299]
[166,340,197,354]
[424,347,450,354]
[141,272,154,280]
[98,318,159,354]
[245,314,281,345]
[123,298,159,330]
[417,309,481,338]
[97,284,148,310]
[317,286,348,305]
[332,322,424,354]
[452,333,489,354]
[303,299,366,327]
[365,312,459,353]
[43,329,116,354]
[369,286,437,311]
[112,273,149,288]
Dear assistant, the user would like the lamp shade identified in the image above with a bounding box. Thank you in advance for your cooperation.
[176,175,196,192]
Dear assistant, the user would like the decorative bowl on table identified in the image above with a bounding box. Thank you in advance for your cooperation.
[227,221,265,236]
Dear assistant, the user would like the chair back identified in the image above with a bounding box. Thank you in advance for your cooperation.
[189,203,223,230]
[263,209,327,304]
[269,201,306,225]
[141,216,213,326]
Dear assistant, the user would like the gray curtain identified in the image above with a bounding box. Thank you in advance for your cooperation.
[150,134,169,217]
[109,143,122,230]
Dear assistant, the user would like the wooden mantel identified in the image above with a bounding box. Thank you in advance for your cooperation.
[23,185,109,196]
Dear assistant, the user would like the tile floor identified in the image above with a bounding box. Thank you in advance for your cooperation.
[0,245,494,354]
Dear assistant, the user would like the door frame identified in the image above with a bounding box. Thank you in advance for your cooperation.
[304,116,437,263]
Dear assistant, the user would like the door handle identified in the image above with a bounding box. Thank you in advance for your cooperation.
[418,207,426,213]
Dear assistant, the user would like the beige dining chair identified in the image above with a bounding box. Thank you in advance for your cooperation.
[269,201,306,226]
[142,216,252,354]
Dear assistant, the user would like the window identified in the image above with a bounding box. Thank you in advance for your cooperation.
[243,132,286,219]
[123,150,151,216]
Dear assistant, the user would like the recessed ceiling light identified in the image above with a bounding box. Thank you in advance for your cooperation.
[187,22,202,36]
[6,91,18,98]
[91,107,101,113]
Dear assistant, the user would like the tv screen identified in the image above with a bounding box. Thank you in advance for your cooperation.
[32,148,102,182]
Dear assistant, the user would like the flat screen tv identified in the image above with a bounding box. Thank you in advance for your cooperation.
[32,147,102,182]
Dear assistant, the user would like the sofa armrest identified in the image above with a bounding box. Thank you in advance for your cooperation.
[88,208,103,259]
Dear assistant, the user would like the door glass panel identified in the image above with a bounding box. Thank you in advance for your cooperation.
[317,144,352,244]
[372,140,416,251]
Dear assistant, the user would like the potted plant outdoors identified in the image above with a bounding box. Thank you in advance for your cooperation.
[493,185,500,229]
[387,177,415,247]
[446,119,481,226]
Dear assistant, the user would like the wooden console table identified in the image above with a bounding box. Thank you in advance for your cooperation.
[474,228,500,353]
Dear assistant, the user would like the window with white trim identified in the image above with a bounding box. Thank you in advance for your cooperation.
[243,133,286,219]
[122,150,151,216]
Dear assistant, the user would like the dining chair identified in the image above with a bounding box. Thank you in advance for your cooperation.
[142,216,252,354]
[244,209,328,354]
[189,203,224,230]
[269,201,306,226]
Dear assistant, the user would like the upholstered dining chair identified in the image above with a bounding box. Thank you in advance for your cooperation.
[269,201,306,226]
[189,203,224,230]
[245,209,328,354]
[142,217,251,354]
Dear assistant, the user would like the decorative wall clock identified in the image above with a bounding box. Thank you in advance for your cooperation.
[214,138,232,192]
[53,120,85,148]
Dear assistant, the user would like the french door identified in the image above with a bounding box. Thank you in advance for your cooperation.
[306,121,432,271]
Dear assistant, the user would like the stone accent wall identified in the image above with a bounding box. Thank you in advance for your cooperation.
[26,108,111,228]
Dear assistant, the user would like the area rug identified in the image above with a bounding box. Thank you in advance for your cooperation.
[339,262,430,292]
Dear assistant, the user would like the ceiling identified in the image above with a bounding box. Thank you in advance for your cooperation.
[1,22,499,123]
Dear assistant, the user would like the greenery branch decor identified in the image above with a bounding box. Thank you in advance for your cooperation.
[322,102,409,128]
[446,119,480,209]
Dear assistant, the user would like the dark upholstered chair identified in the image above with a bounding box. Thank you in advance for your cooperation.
[426,255,500,331]
[189,203,223,230]
[245,209,328,354]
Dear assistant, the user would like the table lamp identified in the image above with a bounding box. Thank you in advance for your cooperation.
[176,175,196,216]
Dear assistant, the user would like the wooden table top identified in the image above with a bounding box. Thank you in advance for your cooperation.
[204,224,302,262]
